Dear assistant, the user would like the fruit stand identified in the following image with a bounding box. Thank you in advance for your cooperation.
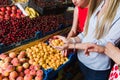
[0,0,82,80]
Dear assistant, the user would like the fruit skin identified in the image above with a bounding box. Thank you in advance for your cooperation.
[16,76,24,80]
[24,74,33,80]
[0,7,6,12]
[9,71,18,79]
[9,52,17,58]
[16,66,23,72]
[22,62,29,69]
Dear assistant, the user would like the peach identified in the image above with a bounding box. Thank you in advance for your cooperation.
[19,51,26,56]
[1,62,9,69]
[34,65,40,71]
[2,77,9,80]
[35,75,43,80]
[2,70,9,77]
[9,71,18,79]
[0,74,2,80]
[30,69,36,76]
[11,58,20,66]
[6,65,15,72]
[0,54,7,60]
[19,72,24,77]
[0,61,4,66]
[16,66,23,72]
[28,59,34,64]
[19,58,28,63]
[24,74,33,80]
[36,70,43,76]
[0,68,3,73]
[24,69,30,74]
[22,62,29,69]
[4,57,12,63]
[9,52,17,58]
[16,76,24,80]
[29,65,34,70]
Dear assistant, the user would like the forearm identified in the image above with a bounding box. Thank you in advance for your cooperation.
[105,48,120,65]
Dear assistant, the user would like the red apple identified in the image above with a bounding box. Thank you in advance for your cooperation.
[16,13,21,18]
[0,15,4,20]
[12,6,17,11]
[4,14,10,20]
[17,9,22,14]
[5,10,11,15]
[0,11,5,16]
[10,13,16,18]
[6,6,11,11]
[0,7,5,12]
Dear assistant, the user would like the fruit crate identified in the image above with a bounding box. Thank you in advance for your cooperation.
[0,31,43,53]
[0,51,47,80]
[44,53,76,80]
[28,0,68,15]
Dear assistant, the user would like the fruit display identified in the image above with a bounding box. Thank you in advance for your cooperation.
[0,14,65,47]
[25,6,39,18]
[26,42,68,70]
[0,5,25,20]
[0,51,43,80]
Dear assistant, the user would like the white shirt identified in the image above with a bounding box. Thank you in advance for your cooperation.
[77,0,120,70]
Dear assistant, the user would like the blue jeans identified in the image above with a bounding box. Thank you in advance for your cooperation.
[78,60,111,80]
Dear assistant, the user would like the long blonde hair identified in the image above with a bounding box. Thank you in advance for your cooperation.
[84,0,120,39]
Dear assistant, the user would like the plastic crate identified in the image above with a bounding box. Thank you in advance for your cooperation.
[44,53,76,79]
[28,0,68,15]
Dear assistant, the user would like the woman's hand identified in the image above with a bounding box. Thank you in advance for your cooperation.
[81,43,105,56]
[52,35,69,51]
[67,29,77,39]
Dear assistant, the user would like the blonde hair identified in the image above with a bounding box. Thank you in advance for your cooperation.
[84,0,120,39]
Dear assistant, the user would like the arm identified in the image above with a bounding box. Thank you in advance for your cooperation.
[67,6,79,38]
[105,42,120,65]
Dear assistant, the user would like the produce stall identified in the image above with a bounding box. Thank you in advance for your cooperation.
[0,0,82,80]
